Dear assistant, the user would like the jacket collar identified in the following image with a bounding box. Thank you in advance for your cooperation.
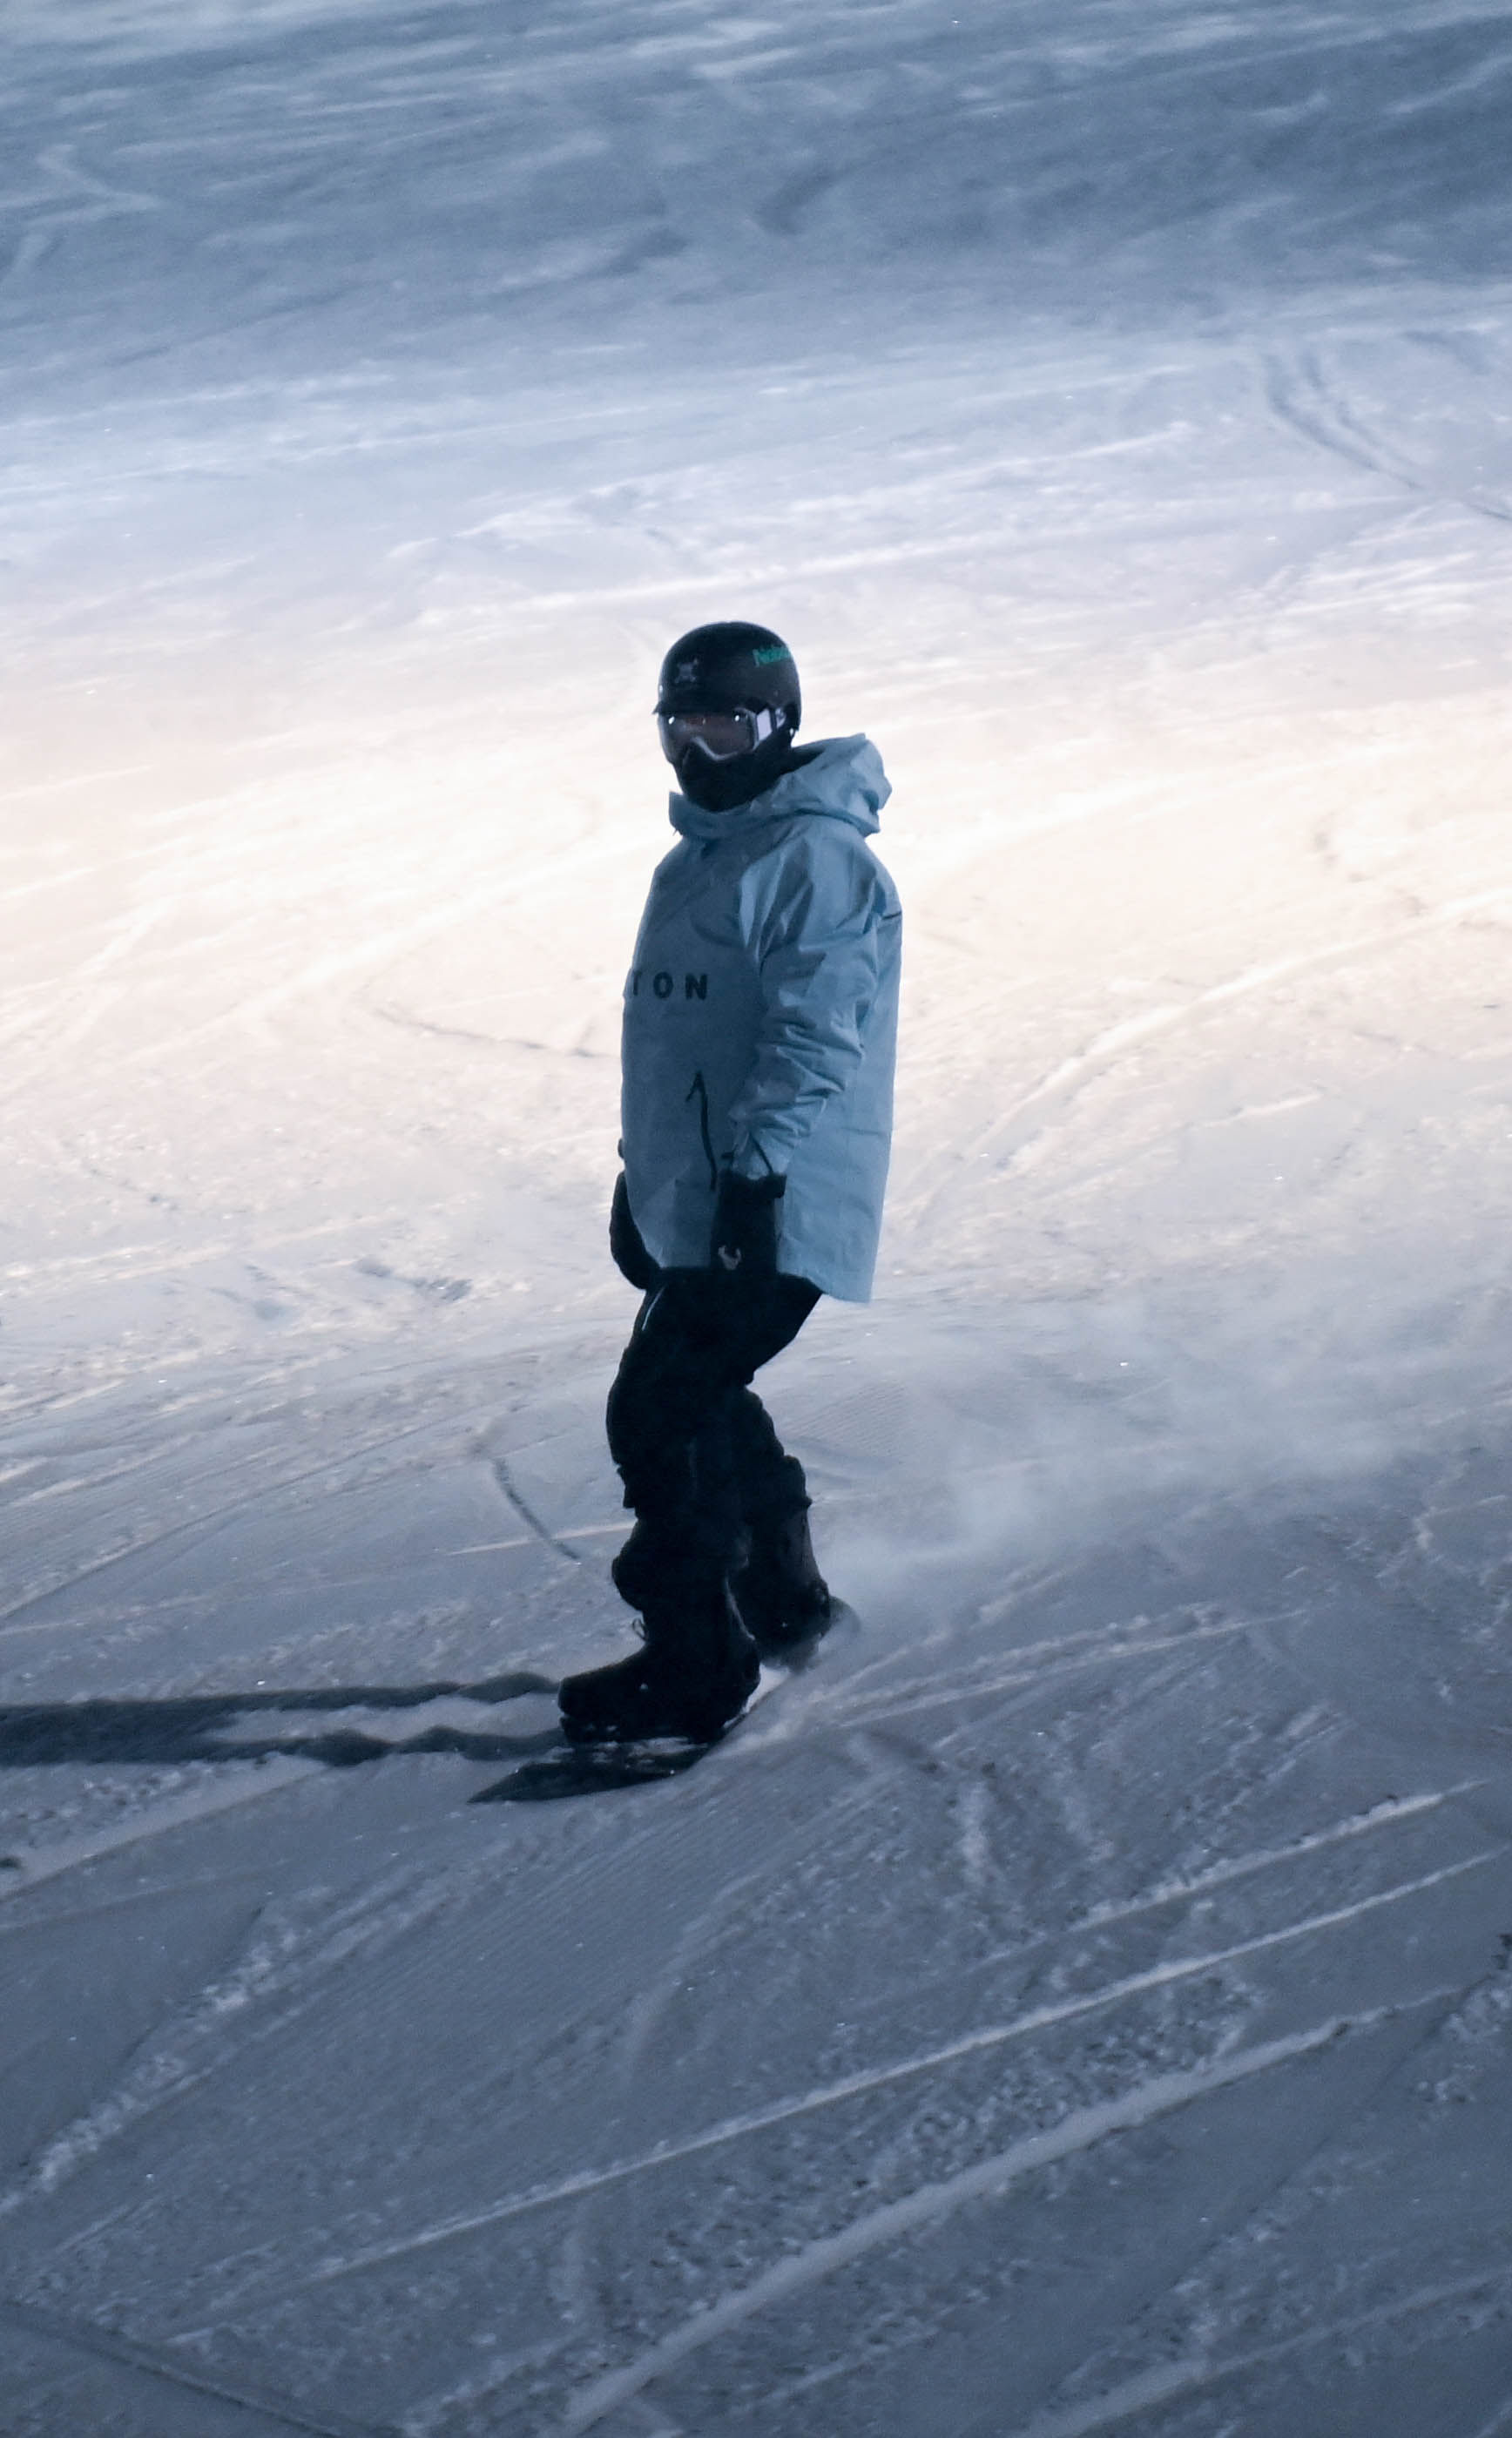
[669,733,890,843]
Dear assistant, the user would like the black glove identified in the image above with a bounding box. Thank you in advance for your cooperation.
[711,1171,786,1277]
[610,1172,658,1290]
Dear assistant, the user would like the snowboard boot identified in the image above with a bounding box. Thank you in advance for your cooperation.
[559,1582,760,1745]
[731,1506,833,1658]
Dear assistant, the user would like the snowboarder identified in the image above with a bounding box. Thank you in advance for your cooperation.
[559,622,902,1745]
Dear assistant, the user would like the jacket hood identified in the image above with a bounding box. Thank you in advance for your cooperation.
[669,733,890,843]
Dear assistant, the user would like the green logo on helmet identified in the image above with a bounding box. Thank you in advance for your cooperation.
[751,645,793,665]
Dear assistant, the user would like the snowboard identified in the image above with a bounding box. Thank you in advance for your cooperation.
[470,1607,850,1804]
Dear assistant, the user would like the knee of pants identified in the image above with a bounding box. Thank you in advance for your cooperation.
[739,1450,811,1523]
[607,1376,703,1484]
[608,1351,732,1478]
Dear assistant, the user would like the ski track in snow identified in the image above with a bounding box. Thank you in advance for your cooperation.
[159,1804,1492,2330]
[915,881,1512,1216]
[0,2295,381,2438]
[7,0,1512,2428]
[0,1758,319,1901]
[555,2002,1452,2436]
[165,1847,1497,2327]
[996,2266,1512,2438]
[0,1387,536,1634]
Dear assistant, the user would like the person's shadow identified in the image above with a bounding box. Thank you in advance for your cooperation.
[0,1662,763,1805]
[0,1673,564,1777]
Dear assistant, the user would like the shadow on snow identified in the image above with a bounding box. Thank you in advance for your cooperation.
[0,1673,564,1775]
[0,1676,732,1804]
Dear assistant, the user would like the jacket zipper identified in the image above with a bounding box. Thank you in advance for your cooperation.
[685,1070,719,1193]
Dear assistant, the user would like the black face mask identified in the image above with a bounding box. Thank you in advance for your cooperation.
[672,732,804,813]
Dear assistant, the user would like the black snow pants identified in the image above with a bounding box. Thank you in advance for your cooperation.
[606,1269,820,1604]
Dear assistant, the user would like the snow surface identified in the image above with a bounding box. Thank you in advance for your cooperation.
[4,0,1512,2429]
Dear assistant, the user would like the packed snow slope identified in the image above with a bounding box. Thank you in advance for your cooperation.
[4,1,1512,2432]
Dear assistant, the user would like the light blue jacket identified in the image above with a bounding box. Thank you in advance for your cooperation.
[620,735,901,1303]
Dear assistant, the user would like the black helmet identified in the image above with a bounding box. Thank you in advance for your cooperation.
[655,621,802,810]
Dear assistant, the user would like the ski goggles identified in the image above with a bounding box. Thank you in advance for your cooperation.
[656,705,785,763]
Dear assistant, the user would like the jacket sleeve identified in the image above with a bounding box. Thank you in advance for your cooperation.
[726,836,888,1179]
